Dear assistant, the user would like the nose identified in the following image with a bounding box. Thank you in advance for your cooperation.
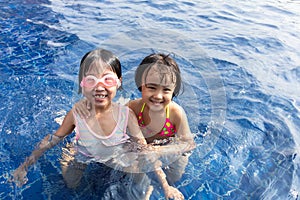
[95,82,105,90]
[153,90,163,99]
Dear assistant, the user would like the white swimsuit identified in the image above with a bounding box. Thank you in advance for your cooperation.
[72,104,130,163]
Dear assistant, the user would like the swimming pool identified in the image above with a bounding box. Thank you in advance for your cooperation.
[1,0,300,199]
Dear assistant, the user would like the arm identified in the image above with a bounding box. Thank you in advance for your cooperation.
[127,105,184,199]
[173,103,196,152]
[126,99,141,117]
[127,108,147,146]
[12,111,75,187]
[154,167,184,200]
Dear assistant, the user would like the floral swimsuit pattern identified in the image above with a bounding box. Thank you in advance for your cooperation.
[137,103,176,137]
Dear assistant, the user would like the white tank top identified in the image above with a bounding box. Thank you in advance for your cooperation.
[73,104,130,163]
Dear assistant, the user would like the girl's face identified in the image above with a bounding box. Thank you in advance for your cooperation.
[141,66,176,112]
[81,68,120,110]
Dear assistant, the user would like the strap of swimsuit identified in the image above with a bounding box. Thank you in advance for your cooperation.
[138,103,146,126]
[166,104,170,118]
[141,102,146,113]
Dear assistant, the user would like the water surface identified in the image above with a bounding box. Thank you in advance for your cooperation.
[0,0,300,199]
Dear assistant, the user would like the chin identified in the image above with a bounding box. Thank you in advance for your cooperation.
[148,103,165,112]
[94,99,109,107]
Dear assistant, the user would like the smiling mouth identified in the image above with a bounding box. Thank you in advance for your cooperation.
[150,99,163,105]
[94,94,107,99]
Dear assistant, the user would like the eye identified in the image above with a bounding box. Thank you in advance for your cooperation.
[104,76,115,83]
[145,84,156,90]
[163,89,173,94]
[85,76,97,84]
[102,74,117,85]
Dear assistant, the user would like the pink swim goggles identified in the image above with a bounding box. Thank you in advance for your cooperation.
[80,74,120,88]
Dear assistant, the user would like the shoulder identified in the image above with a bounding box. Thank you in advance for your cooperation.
[117,103,128,110]
[127,98,143,115]
[127,98,141,107]
[118,103,137,122]
[126,107,140,128]
[66,109,75,121]
[114,103,130,117]
[169,101,187,124]
[170,101,185,117]
[54,110,76,137]
[127,107,136,118]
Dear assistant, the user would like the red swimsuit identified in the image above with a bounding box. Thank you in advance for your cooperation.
[137,103,176,137]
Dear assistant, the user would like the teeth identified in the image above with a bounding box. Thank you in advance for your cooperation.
[151,100,162,104]
[152,101,162,105]
[95,94,106,98]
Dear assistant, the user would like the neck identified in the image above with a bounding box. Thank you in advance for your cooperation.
[147,106,166,118]
[94,102,114,114]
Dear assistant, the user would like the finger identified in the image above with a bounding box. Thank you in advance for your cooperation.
[81,109,90,119]
[75,102,90,118]
[177,193,184,200]
[86,101,92,110]
[83,98,92,111]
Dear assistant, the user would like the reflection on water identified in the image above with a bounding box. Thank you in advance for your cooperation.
[0,0,300,199]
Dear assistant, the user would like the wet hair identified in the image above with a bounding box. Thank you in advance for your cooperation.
[78,48,121,93]
[135,53,182,98]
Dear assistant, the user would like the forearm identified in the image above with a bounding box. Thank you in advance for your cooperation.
[175,131,196,152]
[154,160,170,192]
[12,134,63,187]
[154,164,185,200]
[155,167,171,193]
[21,134,63,170]
[182,138,196,152]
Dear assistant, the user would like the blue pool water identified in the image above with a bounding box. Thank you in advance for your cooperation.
[1,0,300,199]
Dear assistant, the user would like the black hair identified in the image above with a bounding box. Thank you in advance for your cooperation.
[135,53,182,98]
[78,48,121,93]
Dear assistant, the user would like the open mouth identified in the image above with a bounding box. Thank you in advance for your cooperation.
[150,99,163,105]
[94,94,107,99]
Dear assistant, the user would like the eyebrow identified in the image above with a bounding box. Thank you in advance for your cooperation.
[103,72,115,76]
[145,83,157,86]
[145,83,175,88]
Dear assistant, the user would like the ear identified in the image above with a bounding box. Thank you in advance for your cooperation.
[117,77,122,88]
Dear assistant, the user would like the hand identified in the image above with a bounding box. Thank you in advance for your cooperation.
[135,149,162,172]
[164,186,184,200]
[11,165,28,187]
[74,98,92,118]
